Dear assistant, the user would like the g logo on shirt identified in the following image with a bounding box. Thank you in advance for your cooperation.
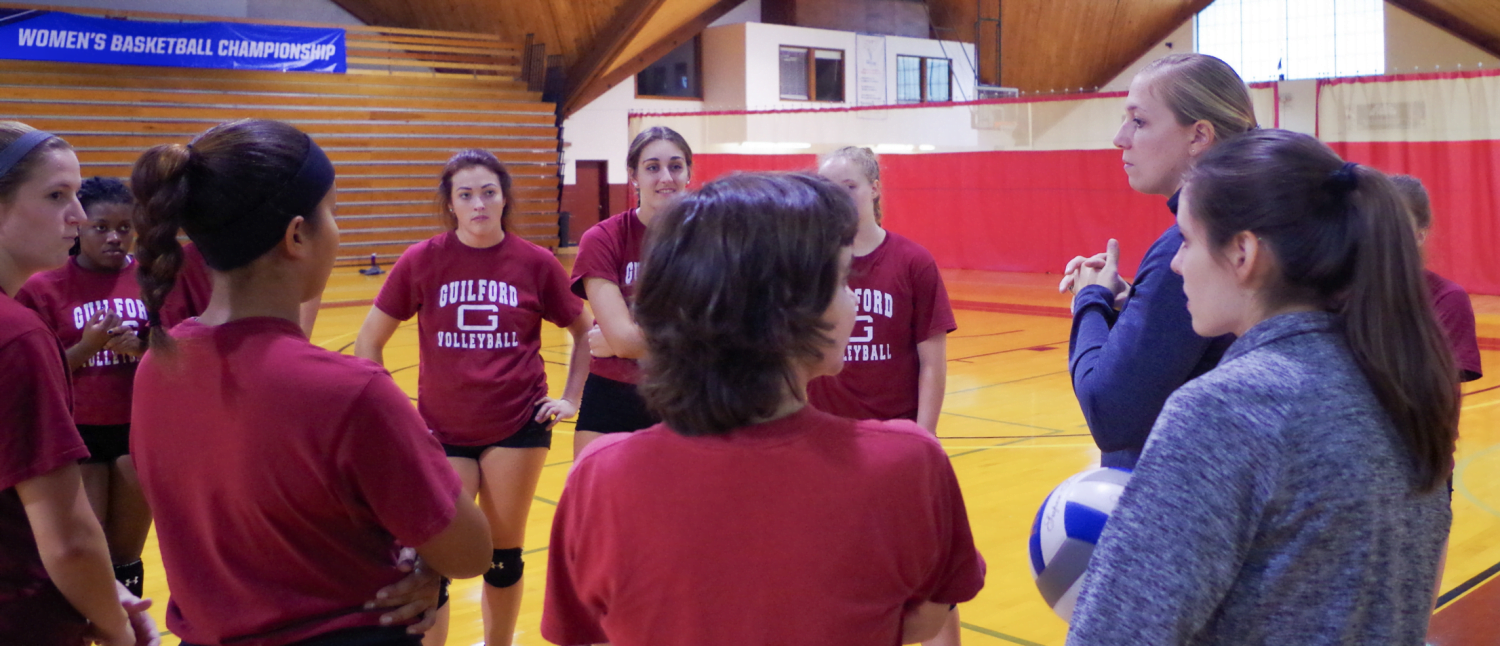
[457,304,500,331]
[850,315,875,343]
[624,262,639,286]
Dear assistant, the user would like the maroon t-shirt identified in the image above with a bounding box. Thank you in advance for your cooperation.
[809,231,956,421]
[569,209,646,384]
[543,406,986,646]
[375,232,583,445]
[0,290,89,645]
[17,257,148,426]
[131,317,462,646]
[160,242,212,328]
[1427,270,1482,382]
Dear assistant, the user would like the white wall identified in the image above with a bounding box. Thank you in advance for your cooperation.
[562,83,706,185]
[710,0,762,27]
[565,20,977,184]
[30,0,363,24]
[736,22,977,110]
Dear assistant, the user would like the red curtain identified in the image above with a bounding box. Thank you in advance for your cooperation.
[1331,140,1500,295]
[693,151,1175,280]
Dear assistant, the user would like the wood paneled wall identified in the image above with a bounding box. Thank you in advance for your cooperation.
[762,0,929,39]
[0,6,561,265]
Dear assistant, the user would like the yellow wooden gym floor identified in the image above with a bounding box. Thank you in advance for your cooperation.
[135,265,1500,646]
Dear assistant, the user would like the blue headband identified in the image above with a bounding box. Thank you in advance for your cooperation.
[0,130,56,179]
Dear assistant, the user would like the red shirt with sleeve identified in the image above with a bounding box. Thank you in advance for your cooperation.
[569,209,646,384]
[160,242,212,328]
[0,290,90,645]
[130,317,462,646]
[374,232,583,445]
[542,406,986,646]
[17,257,148,425]
[1426,270,1482,382]
[809,231,957,421]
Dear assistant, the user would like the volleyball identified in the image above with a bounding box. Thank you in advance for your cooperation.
[1028,466,1133,622]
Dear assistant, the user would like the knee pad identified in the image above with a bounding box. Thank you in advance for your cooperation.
[483,548,524,588]
[114,559,144,597]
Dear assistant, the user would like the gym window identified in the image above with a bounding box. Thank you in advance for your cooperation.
[779,46,844,102]
[896,55,951,104]
[637,37,701,99]
[1196,0,1384,82]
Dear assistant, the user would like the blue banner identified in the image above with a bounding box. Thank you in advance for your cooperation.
[0,10,345,73]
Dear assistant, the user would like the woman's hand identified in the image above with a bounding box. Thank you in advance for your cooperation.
[1068,240,1131,308]
[117,582,159,646]
[366,548,440,635]
[79,308,122,354]
[535,397,579,430]
[586,324,616,358]
[103,327,145,358]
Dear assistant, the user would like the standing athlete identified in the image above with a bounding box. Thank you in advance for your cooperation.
[18,177,152,600]
[357,149,591,646]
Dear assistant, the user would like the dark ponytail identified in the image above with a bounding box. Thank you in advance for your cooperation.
[1186,129,1458,492]
[131,144,193,346]
[130,119,331,348]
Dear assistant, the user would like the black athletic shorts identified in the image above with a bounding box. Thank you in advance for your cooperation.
[183,625,420,646]
[441,405,553,457]
[77,424,130,464]
[574,373,658,434]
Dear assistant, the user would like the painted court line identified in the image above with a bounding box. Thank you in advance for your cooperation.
[939,411,1073,435]
[947,370,1071,396]
[947,429,1068,460]
[959,621,1049,646]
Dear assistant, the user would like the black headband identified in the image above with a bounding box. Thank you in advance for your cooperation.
[187,135,335,271]
[0,130,55,179]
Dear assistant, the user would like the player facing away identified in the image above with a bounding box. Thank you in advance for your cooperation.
[0,121,157,646]
[1068,130,1457,645]
[543,173,986,646]
[568,126,692,458]
[1390,175,1481,383]
[130,119,492,646]
[810,145,962,646]
[17,177,152,600]
[355,149,592,646]
[1060,53,1256,468]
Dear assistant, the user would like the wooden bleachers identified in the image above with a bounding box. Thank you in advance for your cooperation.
[0,4,561,265]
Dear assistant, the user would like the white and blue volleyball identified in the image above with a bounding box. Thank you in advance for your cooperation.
[1028,466,1132,622]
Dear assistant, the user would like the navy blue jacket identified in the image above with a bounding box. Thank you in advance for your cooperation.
[1067,194,1233,467]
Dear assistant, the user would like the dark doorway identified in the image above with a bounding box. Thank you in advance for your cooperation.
[563,160,609,245]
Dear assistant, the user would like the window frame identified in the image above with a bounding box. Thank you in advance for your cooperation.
[635,35,703,101]
[896,54,952,104]
[779,45,845,103]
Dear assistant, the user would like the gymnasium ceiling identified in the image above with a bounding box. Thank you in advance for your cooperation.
[332,0,1500,116]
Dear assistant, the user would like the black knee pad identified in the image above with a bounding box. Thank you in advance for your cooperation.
[114,559,144,597]
[483,548,524,588]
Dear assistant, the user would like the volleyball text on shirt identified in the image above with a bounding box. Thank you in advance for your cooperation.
[70,297,147,367]
[435,278,523,350]
[845,287,894,363]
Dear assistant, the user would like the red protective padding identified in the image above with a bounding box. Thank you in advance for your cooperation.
[693,151,1175,281]
[691,153,818,188]
[1331,140,1500,295]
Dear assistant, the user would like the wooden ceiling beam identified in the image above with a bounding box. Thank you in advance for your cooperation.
[1387,0,1500,60]
[1087,0,1214,90]
[562,0,743,117]
[561,0,674,115]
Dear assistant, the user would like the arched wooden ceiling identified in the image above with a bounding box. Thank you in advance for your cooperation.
[333,0,1500,114]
